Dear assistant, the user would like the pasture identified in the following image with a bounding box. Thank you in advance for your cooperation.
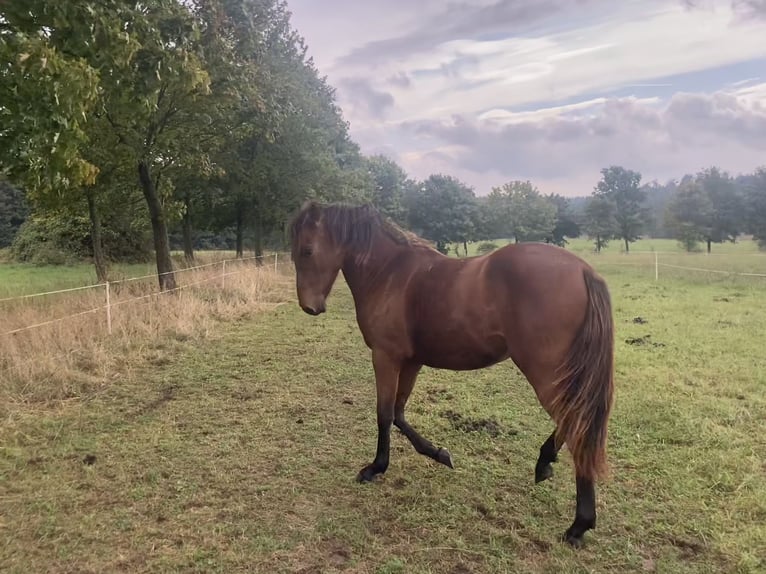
[1,244,765,573]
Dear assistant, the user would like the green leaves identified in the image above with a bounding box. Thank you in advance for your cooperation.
[0,30,100,195]
[664,167,745,253]
[592,166,648,252]
[485,180,557,243]
[405,174,478,253]
[743,168,766,249]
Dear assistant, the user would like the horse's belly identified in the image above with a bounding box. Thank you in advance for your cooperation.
[412,330,508,371]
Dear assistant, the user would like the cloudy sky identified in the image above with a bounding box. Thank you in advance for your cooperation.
[285,0,766,196]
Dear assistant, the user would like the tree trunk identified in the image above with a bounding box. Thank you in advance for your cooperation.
[253,209,263,267]
[707,238,712,254]
[85,189,108,283]
[596,235,602,253]
[235,208,244,258]
[138,160,176,291]
[463,241,468,256]
[182,193,194,262]
[624,236,629,253]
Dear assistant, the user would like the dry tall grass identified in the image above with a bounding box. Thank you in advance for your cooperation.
[0,258,295,419]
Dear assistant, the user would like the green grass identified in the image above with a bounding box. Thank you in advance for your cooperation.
[465,237,765,257]
[0,250,265,298]
[1,251,765,573]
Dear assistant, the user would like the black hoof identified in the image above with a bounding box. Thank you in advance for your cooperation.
[437,447,454,469]
[535,462,553,483]
[563,530,585,549]
[355,464,385,483]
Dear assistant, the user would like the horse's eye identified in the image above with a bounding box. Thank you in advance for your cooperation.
[300,247,313,257]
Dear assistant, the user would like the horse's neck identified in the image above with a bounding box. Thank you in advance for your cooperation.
[341,233,408,299]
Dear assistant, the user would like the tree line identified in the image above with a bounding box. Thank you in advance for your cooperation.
[2,1,766,287]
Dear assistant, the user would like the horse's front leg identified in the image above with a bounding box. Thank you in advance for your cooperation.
[356,349,400,483]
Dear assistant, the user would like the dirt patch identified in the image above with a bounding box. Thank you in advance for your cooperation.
[295,539,352,573]
[441,410,510,438]
[82,454,97,466]
[426,387,455,403]
[391,477,408,489]
[668,536,704,559]
[632,316,648,324]
[625,335,666,348]
[525,537,552,552]
[451,563,473,574]
[231,388,263,401]
[138,384,178,414]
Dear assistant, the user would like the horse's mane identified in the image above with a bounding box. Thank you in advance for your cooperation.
[288,201,435,262]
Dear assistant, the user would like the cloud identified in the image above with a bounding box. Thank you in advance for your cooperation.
[683,0,766,19]
[387,72,412,89]
[337,0,572,69]
[398,88,766,191]
[336,77,395,119]
[285,0,766,195]
[328,1,766,130]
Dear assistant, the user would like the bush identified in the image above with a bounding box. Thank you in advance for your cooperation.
[10,215,90,265]
[10,211,152,265]
[476,241,499,255]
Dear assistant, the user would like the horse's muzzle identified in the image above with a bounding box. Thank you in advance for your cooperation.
[301,304,325,316]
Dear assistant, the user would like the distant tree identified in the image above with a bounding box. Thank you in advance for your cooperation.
[583,195,618,253]
[695,167,744,253]
[486,180,557,243]
[742,167,766,249]
[545,193,580,246]
[363,155,410,225]
[664,181,713,252]
[641,179,678,238]
[406,174,477,254]
[0,180,28,248]
[593,166,647,252]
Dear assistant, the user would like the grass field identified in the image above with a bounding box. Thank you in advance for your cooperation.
[1,243,765,573]
[0,250,250,298]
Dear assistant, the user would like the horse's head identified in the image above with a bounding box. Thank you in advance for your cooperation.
[289,201,344,316]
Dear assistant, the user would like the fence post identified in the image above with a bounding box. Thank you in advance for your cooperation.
[222,259,226,289]
[655,251,659,281]
[274,252,278,272]
[105,281,112,335]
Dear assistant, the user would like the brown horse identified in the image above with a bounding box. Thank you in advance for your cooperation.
[288,201,615,547]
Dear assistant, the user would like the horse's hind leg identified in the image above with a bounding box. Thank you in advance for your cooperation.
[393,362,453,468]
[564,475,596,548]
[535,429,561,483]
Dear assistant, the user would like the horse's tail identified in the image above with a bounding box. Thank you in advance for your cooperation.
[549,267,615,482]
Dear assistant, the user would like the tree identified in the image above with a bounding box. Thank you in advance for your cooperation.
[742,167,766,249]
[486,180,557,243]
[583,195,618,253]
[593,166,647,252]
[695,167,744,253]
[545,193,580,247]
[406,174,477,254]
[641,179,677,238]
[664,181,713,252]
[363,155,410,224]
[0,3,101,195]
[0,180,28,248]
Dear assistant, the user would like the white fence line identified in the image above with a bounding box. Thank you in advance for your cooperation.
[0,253,283,302]
[597,252,766,278]
[3,248,765,338]
[0,283,104,304]
[613,249,766,257]
[1,252,291,337]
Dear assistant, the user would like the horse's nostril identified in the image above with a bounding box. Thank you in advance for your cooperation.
[301,305,320,316]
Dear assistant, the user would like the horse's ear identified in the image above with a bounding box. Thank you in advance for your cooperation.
[301,200,322,223]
